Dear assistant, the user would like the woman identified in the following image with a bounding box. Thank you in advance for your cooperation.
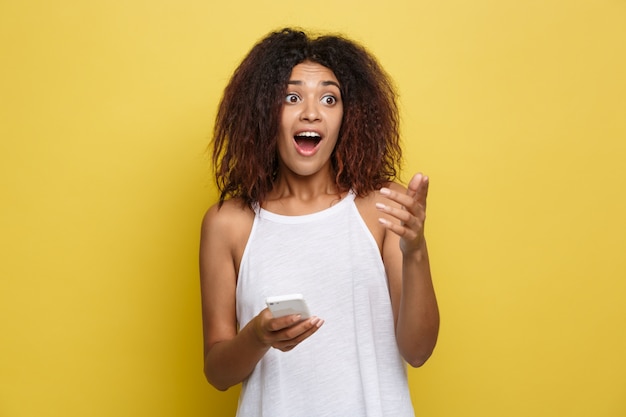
[200,28,439,416]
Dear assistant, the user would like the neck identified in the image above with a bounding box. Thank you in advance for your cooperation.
[264,167,346,215]
[271,165,339,199]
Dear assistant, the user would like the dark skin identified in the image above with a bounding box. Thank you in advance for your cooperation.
[200,62,439,391]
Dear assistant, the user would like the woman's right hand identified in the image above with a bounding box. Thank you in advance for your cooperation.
[252,308,324,352]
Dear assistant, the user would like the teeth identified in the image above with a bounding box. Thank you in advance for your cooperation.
[295,131,321,138]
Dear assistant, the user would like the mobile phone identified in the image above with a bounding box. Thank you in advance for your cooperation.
[265,294,311,319]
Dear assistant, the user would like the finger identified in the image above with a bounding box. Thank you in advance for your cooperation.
[377,217,418,240]
[276,344,296,352]
[379,186,415,209]
[273,317,324,346]
[414,174,429,207]
[406,173,423,198]
[254,309,305,346]
[375,202,414,225]
[266,313,305,332]
[407,172,429,201]
[378,186,427,221]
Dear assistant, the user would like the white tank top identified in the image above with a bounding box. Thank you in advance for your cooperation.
[236,191,414,417]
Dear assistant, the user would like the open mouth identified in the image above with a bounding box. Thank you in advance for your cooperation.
[294,131,322,153]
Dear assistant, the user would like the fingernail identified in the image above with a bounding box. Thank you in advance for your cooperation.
[375,202,386,210]
[379,187,390,195]
[378,218,388,225]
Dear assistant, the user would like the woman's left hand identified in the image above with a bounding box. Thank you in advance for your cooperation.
[376,173,429,255]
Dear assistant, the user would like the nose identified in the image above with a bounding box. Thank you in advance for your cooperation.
[300,100,321,122]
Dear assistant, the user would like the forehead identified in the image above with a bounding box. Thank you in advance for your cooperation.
[288,61,339,84]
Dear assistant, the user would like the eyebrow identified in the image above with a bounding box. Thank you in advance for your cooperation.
[287,80,341,88]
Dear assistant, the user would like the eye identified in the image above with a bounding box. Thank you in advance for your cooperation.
[321,95,337,106]
[285,93,301,104]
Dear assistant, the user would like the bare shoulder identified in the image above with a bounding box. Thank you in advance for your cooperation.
[354,181,407,250]
[200,198,254,353]
[385,180,409,196]
[202,198,254,235]
[354,181,407,212]
[201,198,255,266]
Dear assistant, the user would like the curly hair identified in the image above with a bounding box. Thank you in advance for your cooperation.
[211,28,401,207]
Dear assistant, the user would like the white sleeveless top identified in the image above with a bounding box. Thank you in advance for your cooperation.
[236,191,414,417]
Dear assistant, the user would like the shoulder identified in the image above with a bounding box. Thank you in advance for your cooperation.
[201,198,255,248]
[354,181,407,209]
[353,181,406,249]
[383,180,408,195]
[200,198,256,280]
[202,198,254,226]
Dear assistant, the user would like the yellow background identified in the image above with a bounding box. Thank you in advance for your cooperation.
[1,1,625,416]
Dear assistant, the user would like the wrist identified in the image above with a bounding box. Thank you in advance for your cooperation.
[249,315,272,349]
[401,239,428,261]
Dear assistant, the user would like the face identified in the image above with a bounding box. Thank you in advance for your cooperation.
[275,61,343,178]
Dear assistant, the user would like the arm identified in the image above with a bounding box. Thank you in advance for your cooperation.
[377,173,440,367]
[200,203,324,390]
